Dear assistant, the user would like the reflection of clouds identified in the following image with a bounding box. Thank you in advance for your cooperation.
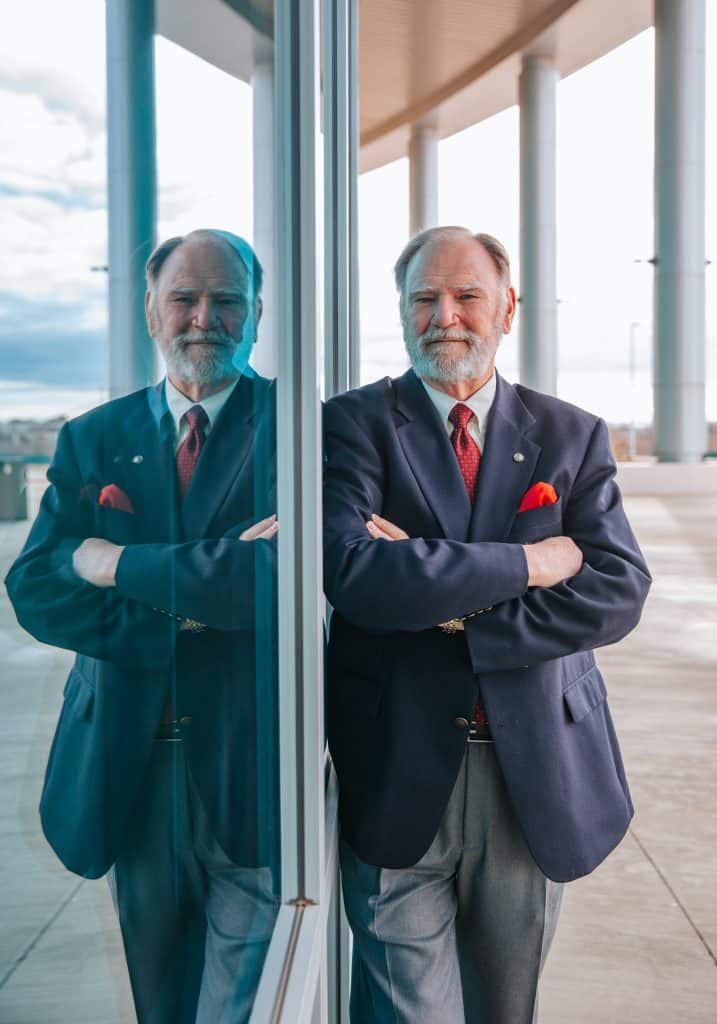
[0,67,103,130]
[0,292,107,388]
[0,1,107,407]
[0,22,107,313]
[0,90,104,192]
[0,19,258,405]
[0,196,107,305]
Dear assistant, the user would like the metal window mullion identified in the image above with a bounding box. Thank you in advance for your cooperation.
[275,0,300,907]
[297,0,325,911]
[347,0,361,389]
[277,767,341,1021]
[322,0,337,398]
[275,0,324,926]
[323,0,351,399]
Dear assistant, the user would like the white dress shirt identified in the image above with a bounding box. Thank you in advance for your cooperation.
[164,375,244,452]
[420,372,497,453]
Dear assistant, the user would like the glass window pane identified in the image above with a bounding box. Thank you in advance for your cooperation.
[1,5,283,1021]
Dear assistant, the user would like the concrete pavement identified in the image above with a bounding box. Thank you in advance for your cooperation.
[0,482,714,1022]
[540,493,717,1023]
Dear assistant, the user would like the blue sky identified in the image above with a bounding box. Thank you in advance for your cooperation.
[0,1,715,423]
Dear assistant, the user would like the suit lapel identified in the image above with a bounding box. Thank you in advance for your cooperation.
[105,385,178,542]
[394,370,473,540]
[181,374,273,538]
[468,373,541,542]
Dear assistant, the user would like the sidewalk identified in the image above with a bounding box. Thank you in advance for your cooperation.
[0,490,715,1023]
[0,518,134,1024]
[540,492,717,1023]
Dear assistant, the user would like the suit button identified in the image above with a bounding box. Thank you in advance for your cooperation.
[453,716,470,730]
[179,716,192,726]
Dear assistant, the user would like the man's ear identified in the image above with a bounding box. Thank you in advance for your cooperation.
[252,297,263,344]
[502,287,517,334]
[145,291,157,337]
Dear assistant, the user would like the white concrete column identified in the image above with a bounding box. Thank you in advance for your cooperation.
[653,0,707,462]
[519,55,558,396]
[106,0,157,398]
[251,55,277,378]
[408,124,438,236]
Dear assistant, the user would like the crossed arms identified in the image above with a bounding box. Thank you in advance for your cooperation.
[5,423,277,671]
[8,398,651,674]
[323,400,651,671]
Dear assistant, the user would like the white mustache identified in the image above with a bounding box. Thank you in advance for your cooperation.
[420,329,478,345]
[175,332,234,346]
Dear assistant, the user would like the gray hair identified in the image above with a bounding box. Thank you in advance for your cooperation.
[145,229,263,299]
[394,226,511,300]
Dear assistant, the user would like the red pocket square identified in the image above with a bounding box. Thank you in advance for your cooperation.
[98,484,135,514]
[518,482,558,513]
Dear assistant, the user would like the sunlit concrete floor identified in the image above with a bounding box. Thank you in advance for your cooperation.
[0,488,715,1023]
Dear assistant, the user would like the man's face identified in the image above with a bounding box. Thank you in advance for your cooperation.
[146,236,260,387]
[401,237,515,384]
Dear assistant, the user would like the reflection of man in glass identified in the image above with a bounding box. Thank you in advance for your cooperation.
[5,230,279,1023]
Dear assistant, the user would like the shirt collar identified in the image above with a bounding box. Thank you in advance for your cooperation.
[420,372,497,443]
[163,375,242,435]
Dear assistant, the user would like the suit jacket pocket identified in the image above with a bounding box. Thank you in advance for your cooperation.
[563,665,607,722]
[508,497,563,542]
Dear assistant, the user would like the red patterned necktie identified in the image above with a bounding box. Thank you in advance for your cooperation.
[176,404,208,496]
[448,403,481,500]
[448,402,487,727]
[162,404,208,725]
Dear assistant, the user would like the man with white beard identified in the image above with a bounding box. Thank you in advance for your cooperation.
[323,226,651,1022]
[6,230,280,1023]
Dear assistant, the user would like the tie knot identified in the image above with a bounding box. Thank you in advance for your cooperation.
[184,405,208,432]
[448,403,474,431]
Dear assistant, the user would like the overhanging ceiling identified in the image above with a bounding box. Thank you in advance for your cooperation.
[156,0,653,174]
[358,0,652,171]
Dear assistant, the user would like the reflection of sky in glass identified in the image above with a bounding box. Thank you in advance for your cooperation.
[1,3,716,424]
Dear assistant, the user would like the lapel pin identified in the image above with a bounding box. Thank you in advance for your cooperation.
[132,455,144,464]
[513,452,525,463]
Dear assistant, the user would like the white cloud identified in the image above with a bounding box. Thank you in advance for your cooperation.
[0,193,107,310]
[0,1,107,320]
[0,0,106,121]
[0,91,104,197]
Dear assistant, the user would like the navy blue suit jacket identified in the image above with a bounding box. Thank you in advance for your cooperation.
[323,369,651,882]
[5,374,279,879]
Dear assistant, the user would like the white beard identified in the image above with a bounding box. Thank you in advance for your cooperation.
[403,324,501,383]
[160,331,248,385]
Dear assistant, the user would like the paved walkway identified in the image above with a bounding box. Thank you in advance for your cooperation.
[540,493,717,1023]
[0,488,715,1022]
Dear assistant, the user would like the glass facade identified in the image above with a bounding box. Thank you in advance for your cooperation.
[1,0,354,1020]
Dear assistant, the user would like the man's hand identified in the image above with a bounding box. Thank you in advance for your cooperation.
[523,537,583,588]
[239,514,278,541]
[72,538,124,588]
[365,514,409,541]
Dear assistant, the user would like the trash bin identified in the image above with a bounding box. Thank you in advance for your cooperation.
[0,457,27,520]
